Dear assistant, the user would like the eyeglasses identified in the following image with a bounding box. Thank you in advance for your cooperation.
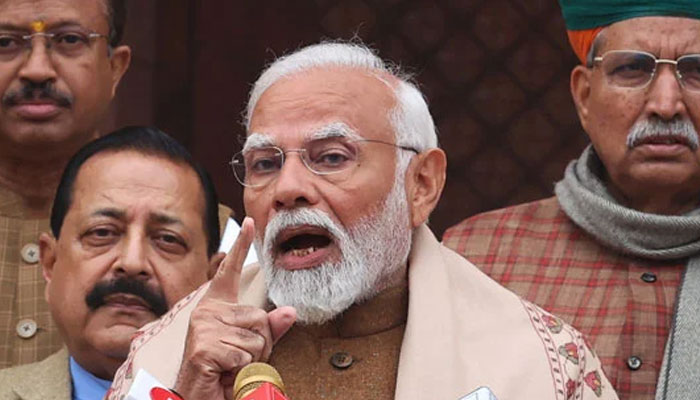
[592,50,700,92]
[230,137,420,188]
[0,29,109,61]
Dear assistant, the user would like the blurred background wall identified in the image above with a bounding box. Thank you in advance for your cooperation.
[109,0,588,237]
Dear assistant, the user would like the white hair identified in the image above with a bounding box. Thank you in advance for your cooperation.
[244,42,439,153]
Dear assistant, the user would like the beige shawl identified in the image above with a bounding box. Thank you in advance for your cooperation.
[108,225,617,400]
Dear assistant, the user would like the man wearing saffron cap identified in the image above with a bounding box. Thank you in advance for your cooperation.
[444,1,700,399]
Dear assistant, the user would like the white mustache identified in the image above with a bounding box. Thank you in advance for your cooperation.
[626,118,699,150]
[256,168,412,324]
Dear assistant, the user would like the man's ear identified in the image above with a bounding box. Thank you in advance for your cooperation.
[571,65,593,132]
[207,252,226,280]
[405,148,447,228]
[39,232,57,303]
[109,45,131,96]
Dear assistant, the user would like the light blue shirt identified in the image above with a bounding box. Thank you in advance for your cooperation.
[69,357,111,400]
[63,218,251,400]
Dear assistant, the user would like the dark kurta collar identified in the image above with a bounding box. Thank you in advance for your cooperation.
[291,284,408,339]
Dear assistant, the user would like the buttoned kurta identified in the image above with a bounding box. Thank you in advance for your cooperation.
[443,197,683,400]
[0,185,60,368]
[269,285,407,399]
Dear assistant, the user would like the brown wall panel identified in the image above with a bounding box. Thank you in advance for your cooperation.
[106,0,156,132]
[190,2,322,220]
[116,0,588,237]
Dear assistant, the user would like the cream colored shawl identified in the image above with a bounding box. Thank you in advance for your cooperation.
[108,225,617,400]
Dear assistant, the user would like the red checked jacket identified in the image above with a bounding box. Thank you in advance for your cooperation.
[442,197,684,400]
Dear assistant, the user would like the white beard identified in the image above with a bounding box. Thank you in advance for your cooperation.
[255,178,412,325]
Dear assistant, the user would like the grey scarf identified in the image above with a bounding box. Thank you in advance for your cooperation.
[555,145,700,400]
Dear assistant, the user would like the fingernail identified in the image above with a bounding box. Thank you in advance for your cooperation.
[242,216,255,230]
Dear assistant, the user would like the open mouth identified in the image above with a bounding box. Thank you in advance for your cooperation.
[274,226,335,270]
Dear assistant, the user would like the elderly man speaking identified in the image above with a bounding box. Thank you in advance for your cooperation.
[444,1,700,399]
[108,43,616,400]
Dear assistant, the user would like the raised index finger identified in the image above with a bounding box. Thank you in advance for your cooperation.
[206,216,255,303]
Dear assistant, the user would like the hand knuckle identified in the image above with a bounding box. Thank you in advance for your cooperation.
[234,327,258,341]
[229,350,253,367]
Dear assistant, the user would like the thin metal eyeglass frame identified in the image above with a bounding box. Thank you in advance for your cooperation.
[229,138,420,187]
[592,50,700,91]
[1,30,109,59]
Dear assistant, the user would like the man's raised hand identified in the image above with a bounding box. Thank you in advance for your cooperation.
[174,218,296,400]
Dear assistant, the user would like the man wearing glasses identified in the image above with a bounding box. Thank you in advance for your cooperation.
[0,0,250,371]
[443,2,700,399]
[108,42,616,400]
[0,0,130,369]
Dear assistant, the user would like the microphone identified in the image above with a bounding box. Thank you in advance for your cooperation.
[233,362,289,400]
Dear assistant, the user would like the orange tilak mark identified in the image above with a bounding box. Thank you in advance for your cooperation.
[30,20,46,33]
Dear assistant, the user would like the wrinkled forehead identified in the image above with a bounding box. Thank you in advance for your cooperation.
[247,67,399,146]
[244,122,365,150]
[601,16,700,56]
[71,151,205,219]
